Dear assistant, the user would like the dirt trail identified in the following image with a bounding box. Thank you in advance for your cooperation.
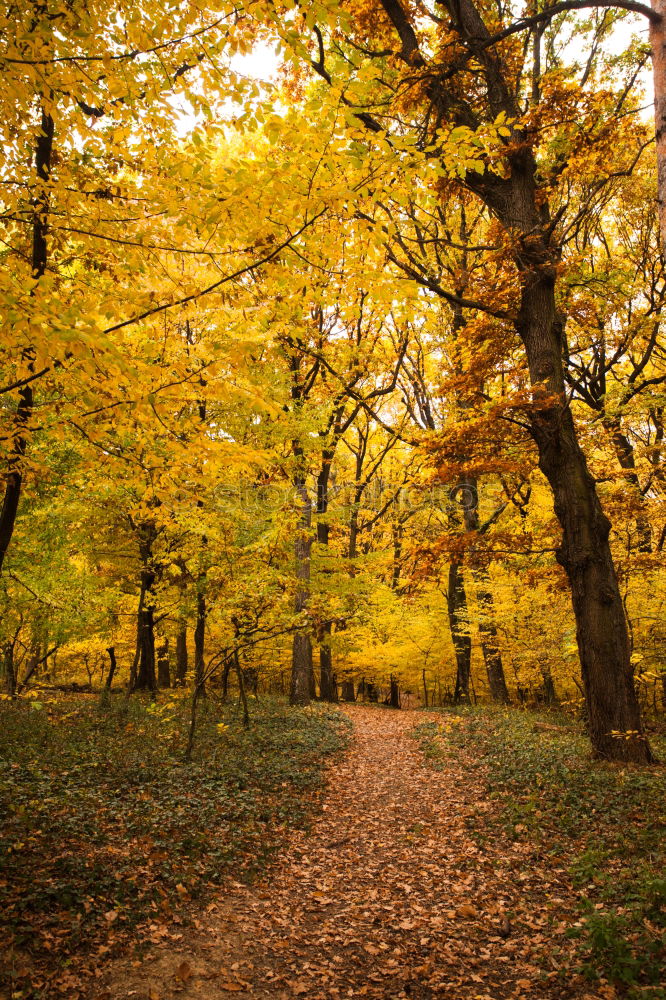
[100,707,588,1000]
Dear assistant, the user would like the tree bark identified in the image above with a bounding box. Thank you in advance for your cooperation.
[319,625,338,702]
[375,0,654,762]
[290,479,313,706]
[651,0,666,258]
[3,642,16,698]
[448,562,471,704]
[194,587,206,698]
[0,108,53,573]
[175,625,188,685]
[475,578,511,703]
[341,679,356,701]
[389,674,400,708]
[105,646,117,690]
[133,524,157,694]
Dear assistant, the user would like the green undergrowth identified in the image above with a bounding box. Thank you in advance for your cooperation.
[413,708,666,999]
[0,691,350,997]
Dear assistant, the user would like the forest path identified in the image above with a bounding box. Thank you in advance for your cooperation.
[101,706,583,1000]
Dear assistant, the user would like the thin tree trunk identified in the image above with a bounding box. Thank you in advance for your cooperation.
[194,588,206,698]
[290,479,313,706]
[18,643,58,694]
[422,668,428,707]
[651,0,666,258]
[389,674,400,708]
[175,625,188,685]
[3,642,16,698]
[105,646,117,690]
[0,108,53,572]
[448,562,471,704]
[476,580,511,704]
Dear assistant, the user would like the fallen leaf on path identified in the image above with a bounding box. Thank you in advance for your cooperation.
[175,961,193,982]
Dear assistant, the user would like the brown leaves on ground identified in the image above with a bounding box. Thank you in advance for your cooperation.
[99,707,606,1000]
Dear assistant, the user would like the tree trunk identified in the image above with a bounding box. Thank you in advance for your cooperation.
[448,562,471,704]
[135,586,156,693]
[389,674,400,708]
[475,575,511,704]
[175,625,188,685]
[540,665,558,707]
[194,587,206,698]
[319,624,338,702]
[0,108,53,573]
[290,479,313,706]
[651,0,666,258]
[105,646,117,690]
[376,0,653,759]
[457,0,654,762]
[157,637,171,688]
[341,679,355,701]
[422,668,429,707]
[3,643,16,698]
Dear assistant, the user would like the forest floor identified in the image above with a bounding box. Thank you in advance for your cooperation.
[98,705,666,1000]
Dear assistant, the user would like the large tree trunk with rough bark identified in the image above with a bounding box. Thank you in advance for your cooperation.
[452,0,652,761]
[378,0,654,763]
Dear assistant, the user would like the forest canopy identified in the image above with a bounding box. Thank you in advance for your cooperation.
[1,0,665,763]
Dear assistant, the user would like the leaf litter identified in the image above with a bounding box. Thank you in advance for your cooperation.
[97,706,616,1000]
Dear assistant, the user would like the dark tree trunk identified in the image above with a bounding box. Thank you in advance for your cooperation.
[157,637,171,688]
[175,625,188,685]
[540,665,558,707]
[319,625,338,702]
[389,674,400,708]
[135,587,156,693]
[290,479,313,706]
[476,576,511,704]
[105,646,117,690]
[422,668,429,707]
[133,520,157,694]
[194,588,206,698]
[376,0,653,761]
[650,0,666,257]
[517,265,652,759]
[457,0,653,762]
[3,643,16,698]
[448,562,471,704]
[341,679,356,701]
[0,108,53,573]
